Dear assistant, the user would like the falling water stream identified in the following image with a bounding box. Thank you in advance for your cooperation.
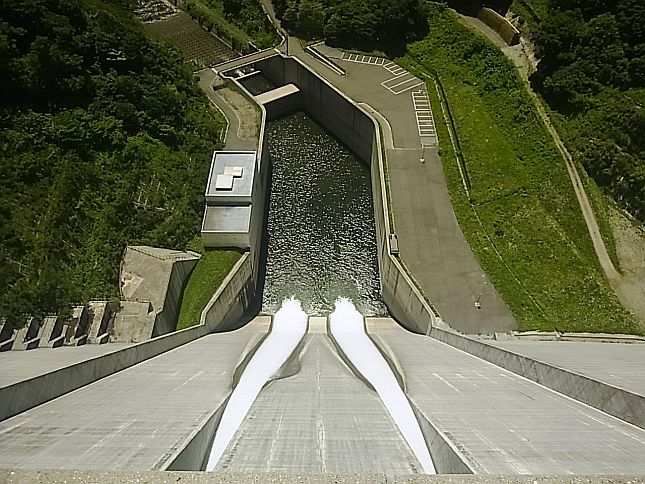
[205,298,307,470]
[329,298,437,474]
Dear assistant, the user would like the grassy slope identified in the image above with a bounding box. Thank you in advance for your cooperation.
[399,5,640,334]
[176,240,242,330]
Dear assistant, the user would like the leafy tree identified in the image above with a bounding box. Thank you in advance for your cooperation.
[527,0,645,221]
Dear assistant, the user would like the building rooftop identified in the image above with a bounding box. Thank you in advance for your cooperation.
[205,151,256,205]
[202,205,251,233]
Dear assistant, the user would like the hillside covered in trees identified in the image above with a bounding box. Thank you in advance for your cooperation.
[0,0,225,325]
[527,0,645,220]
[273,0,429,51]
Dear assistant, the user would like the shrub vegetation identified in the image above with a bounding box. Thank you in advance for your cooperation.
[520,0,645,221]
[176,241,242,330]
[273,0,428,53]
[181,0,280,51]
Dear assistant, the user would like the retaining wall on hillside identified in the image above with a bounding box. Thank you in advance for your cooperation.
[477,7,520,46]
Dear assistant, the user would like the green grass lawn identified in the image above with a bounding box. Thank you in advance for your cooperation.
[397,5,641,334]
[176,241,242,330]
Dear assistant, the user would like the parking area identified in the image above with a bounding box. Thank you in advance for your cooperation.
[340,52,386,66]
[340,52,424,95]
[412,90,436,147]
[381,73,423,95]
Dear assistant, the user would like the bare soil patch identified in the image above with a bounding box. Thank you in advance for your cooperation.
[610,209,645,328]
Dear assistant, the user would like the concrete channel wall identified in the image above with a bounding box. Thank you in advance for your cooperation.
[163,399,229,471]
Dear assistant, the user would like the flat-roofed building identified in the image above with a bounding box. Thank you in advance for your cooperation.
[201,151,257,250]
[202,205,252,248]
[205,151,255,205]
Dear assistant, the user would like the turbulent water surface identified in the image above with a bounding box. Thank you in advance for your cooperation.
[261,112,387,316]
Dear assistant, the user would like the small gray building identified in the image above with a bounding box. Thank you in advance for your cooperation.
[201,151,257,249]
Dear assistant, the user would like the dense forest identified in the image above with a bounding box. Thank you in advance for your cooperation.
[527,0,645,220]
[273,0,428,51]
[0,0,225,325]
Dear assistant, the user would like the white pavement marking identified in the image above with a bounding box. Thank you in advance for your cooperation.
[391,80,424,95]
[340,52,385,66]
[412,90,436,147]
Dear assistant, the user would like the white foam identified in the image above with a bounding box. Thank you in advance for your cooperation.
[329,298,437,474]
[205,297,307,470]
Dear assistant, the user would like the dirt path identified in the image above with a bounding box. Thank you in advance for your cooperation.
[197,69,259,150]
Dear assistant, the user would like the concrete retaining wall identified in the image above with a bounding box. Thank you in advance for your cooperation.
[429,326,645,430]
[153,255,201,337]
[477,8,520,46]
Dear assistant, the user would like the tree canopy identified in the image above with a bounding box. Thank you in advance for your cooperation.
[0,0,225,325]
[273,0,429,52]
[527,0,645,220]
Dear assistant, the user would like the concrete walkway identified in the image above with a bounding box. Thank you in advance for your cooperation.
[216,330,422,474]
[367,318,645,474]
[198,69,259,151]
[287,41,515,334]
[0,318,269,471]
[487,339,645,396]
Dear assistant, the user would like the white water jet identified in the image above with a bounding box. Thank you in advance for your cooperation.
[329,298,437,474]
[205,297,307,470]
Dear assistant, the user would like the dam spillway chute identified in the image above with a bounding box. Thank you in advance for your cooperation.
[329,298,437,474]
[205,297,307,470]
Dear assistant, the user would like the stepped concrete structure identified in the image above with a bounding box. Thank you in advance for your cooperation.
[3,41,645,483]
